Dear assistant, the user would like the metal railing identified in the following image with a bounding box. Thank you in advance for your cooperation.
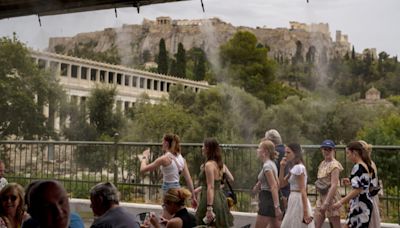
[0,141,399,224]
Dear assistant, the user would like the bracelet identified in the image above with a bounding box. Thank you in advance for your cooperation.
[206,206,213,211]
[274,204,280,209]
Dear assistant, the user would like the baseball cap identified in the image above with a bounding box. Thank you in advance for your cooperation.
[320,139,335,149]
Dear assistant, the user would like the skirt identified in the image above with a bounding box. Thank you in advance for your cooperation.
[281,192,315,228]
[369,196,381,228]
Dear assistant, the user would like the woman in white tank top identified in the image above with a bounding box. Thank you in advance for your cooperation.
[140,133,197,208]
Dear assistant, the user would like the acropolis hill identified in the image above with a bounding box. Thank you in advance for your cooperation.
[48,17,351,66]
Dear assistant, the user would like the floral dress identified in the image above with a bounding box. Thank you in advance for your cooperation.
[347,163,373,228]
[316,159,343,217]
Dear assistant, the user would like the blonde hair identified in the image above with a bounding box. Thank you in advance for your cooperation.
[260,139,278,160]
[164,188,191,206]
[359,140,372,156]
[0,183,25,227]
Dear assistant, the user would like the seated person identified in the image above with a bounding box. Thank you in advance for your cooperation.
[0,183,29,227]
[149,188,196,228]
[22,180,71,228]
[90,182,140,228]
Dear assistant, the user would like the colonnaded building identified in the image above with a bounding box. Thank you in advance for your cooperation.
[30,50,211,131]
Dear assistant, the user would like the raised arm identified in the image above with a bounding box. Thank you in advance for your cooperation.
[279,157,289,188]
[140,149,165,174]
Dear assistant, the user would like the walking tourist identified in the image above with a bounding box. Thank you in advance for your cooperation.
[314,140,343,228]
[0,183,29,228]
[264,129,290,211]
[253,140,282,228]
[149,188,196,228]
[195,138,233,227]
[332,141,373,228]
[89,182,140,228]
[359,140,381,228]
[140,133,197,208]
[280,143,314,228]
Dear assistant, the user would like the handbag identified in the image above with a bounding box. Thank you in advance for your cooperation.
[223,173,237,206]
[315,178,331,195]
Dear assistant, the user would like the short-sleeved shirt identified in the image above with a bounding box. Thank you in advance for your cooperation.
[258,160,278,191]
[317,159,343,186]
[288,164,307,191]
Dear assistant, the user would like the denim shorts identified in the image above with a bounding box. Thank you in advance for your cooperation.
[162,181,181,192]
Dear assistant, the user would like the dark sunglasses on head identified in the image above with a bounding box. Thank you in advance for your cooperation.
[1,195,17,202]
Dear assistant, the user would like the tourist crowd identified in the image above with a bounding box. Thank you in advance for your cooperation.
[0,130,381,228]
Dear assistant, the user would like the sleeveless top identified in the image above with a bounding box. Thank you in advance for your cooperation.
[288,164,307,191]
[160,152,185,183]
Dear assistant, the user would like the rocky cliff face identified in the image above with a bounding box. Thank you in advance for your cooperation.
[47,17,350,66]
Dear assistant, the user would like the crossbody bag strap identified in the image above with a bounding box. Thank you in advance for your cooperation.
[169,154,184,173]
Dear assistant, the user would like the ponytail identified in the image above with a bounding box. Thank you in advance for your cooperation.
[163,133,181,154]
[347,141,373,173]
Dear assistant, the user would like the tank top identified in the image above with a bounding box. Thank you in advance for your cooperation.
[160,152,185,183]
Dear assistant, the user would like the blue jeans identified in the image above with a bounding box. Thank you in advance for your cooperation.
[162,181,181,192]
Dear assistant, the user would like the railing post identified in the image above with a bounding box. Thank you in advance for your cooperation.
[113,133,120,185]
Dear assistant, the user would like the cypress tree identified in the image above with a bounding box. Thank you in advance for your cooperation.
[176,43,186,78]
[169,59,178,77]
[194,49,206,81]
[157,38,168,74]
[351,45,356,59]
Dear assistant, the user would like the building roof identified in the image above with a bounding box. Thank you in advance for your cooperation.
[0,0,188,20]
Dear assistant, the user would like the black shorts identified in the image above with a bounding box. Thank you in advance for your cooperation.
[258,190,276,217]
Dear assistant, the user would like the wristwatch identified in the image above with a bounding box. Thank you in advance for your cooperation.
[274,204,280,209]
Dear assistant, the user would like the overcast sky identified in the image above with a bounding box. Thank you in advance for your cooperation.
[0,0,399,57]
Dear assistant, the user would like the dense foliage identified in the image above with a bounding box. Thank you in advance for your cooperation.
[0,36,64,139]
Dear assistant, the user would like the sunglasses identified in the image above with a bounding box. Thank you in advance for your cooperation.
[1,195,17,202]
[321,147,333,151]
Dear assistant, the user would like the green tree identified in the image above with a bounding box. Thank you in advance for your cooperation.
[187,47,207,81]
[357,114,400,187]
[87,86,125,138]
[0,35,64,139]
[176,43,186,78]
[125,100,193,142]
[157,38,168,74]
[220,31,279,106]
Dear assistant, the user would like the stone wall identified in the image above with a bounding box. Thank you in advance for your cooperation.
[48,17,351,67]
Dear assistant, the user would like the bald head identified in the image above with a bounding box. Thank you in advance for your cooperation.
[28,180,70,228]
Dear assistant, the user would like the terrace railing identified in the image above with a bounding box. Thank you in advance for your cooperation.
[0,141,399,224]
